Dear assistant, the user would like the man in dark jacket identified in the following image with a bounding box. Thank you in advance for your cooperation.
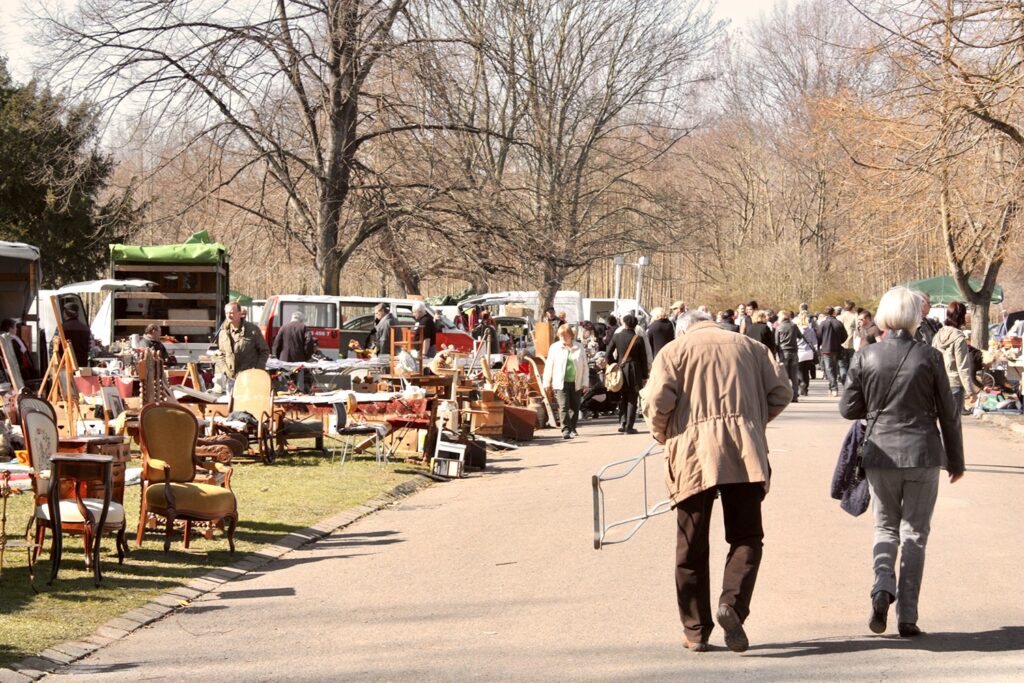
[718,309,740,333]
[272,311,315,362]
[646,307,676,357]
[413,302,437,356]
[912,291,942,345]
[817,307,848,397]
[60,305,92,368]
[774,310,800,402]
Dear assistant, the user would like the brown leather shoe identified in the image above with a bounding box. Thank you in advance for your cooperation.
[683,638,710,653]
[716,604,749,653]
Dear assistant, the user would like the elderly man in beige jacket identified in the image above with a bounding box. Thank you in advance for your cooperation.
[643,310,792,653]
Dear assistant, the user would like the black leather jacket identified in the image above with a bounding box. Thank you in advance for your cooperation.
[774,320,800,354]
[839,331,964,473]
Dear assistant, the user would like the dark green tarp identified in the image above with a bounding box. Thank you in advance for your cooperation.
[902,275,1003,305]
[229,289,252,306]
[110,231,228,265]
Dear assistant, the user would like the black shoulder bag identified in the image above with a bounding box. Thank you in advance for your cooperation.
[839,343,914,516]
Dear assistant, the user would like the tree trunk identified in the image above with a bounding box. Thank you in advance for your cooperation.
[970,302,990,350]
[537,259,562,320]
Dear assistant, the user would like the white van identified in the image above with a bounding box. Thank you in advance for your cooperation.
[258,295,473,358]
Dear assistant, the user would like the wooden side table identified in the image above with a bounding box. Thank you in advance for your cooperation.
[59,436,131,505]
[48,454,114,586]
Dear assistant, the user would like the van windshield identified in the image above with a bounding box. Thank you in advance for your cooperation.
[280,302,337,328]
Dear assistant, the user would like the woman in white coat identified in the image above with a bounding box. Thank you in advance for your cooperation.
[542,324,589,440]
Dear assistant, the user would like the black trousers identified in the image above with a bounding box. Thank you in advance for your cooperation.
[780,351,799,401]
[617,386,638,429]
[798,360,815,394]
[675,483,765,643]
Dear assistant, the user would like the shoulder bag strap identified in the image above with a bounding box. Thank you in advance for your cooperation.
[862,343,914,444]
[622,334,638,363]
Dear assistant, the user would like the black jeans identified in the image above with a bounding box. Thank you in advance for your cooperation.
[555,381,581,434]
[798,360,815,395]
[675,483,766,643]
[617,386,639,430]
[780,351,799,401]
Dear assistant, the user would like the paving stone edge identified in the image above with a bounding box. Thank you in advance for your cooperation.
[2,473,435,681]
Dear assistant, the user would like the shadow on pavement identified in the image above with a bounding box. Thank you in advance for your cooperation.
[748,626,1024,657]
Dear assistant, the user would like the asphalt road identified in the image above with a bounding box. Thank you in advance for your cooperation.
[49,380,1024,681]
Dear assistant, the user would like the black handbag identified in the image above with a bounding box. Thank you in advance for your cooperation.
[837,344,914,517]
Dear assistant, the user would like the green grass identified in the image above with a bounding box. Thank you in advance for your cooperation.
[0,450,424,666]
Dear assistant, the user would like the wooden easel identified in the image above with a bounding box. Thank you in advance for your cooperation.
[40,296,81,437]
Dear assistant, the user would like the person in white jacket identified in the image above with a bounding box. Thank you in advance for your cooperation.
[542,324,590,440]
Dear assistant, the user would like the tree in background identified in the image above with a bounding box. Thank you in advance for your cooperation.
[0,58,137,286]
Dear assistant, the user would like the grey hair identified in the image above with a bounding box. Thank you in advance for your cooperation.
[291,311,304,322]
[875,286,921,333]
[678,310,712,333]
[412,302,427,316]
[224,301,241,314]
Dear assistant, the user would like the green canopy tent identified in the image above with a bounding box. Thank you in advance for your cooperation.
[902,275,1003,306]
[229,290,252,306]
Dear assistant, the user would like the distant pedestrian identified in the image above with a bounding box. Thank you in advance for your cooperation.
[795,311,818,397]
[913,291,942,346]
[272,311,315,363]
[718,309,740,333]
[744,310,776,358]
[644,310,792,653]
[670,300,687,337]
[542,324,588,440]
[774,310,800,402]
[647,307,676,357]
[607,314,647,434]
[931,300,974,418]
[838,300,858,383]
[840,286,964,638]
[817,307,848,397]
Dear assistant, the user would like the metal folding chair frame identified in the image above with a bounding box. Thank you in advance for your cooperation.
[592,440,672,550]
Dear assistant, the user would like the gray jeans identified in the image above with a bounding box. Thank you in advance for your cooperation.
[865,467,940,624]
[555,382,581,434]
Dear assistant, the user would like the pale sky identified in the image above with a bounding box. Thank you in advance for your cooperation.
[0,0,774,82]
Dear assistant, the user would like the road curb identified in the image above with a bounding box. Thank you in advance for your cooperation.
[2,473,435,681]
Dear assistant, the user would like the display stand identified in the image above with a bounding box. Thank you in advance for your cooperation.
[389,326,424,376]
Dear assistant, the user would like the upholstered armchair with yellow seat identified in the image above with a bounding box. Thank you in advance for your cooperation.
[137,402,238,553]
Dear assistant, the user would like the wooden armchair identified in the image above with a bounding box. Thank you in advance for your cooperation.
[137,402,237,553]
[221,368,277,464]
[20,397,127,573]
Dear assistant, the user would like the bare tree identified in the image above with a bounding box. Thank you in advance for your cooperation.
[852,0,1024,344]
[404,0,722,315]
[35,0,457,294]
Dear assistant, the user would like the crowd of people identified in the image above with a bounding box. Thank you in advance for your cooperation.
[531,290,973,654]
[585,289,967,655]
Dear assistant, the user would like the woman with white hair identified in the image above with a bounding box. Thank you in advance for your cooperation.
[839,286,964,638]
[542,324,589,439]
